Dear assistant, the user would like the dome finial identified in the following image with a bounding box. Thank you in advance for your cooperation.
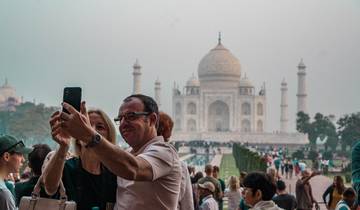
[218,31,222,45]
[5,77,8,85]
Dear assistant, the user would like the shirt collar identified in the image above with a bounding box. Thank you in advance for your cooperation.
[0,179,7,189]
[131,136,164,155]
[202,194,214,203]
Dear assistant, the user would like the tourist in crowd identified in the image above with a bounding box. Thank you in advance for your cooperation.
[0,135,31,210]
[295,169,320,210]
[43,108,117,210]
[274,156,281,177]
[284,160,290,179]
[157,111,194,210]
[198,181,219,210]
[238,197,250,210]
[239,171,247,188]
[351,140,360,209]
[242,172,282,210]
[280,160,285,176]
[213,166,225,210]
[48,94,182,210]
[288,160,293,179]
[15,144,52,205]
[193,171,205,210]
[272,180,297,210]
[335,187,356,210]
[267,168,278,183]
[198,164,222,205]
[224,176,241,210]
[322,176,346,210]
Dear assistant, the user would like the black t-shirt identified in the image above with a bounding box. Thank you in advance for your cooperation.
[272,194,297,210]
[62,157,117,210]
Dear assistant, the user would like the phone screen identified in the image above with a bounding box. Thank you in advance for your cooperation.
[62,87,82,114]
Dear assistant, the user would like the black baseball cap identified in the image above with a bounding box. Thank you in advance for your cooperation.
[0,135,32,156]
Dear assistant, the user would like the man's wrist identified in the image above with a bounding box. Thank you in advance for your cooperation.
[85,132,102,148]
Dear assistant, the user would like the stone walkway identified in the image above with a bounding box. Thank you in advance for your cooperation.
[282,172,332,210]
[210,154,223,167]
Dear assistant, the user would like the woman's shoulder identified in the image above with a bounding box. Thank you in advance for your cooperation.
[64,157,80,171]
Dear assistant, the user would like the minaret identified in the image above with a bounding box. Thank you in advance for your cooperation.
[154,78,161,108]
[280,78,288,133]
[297,59,307,114]
[132,59,142,94]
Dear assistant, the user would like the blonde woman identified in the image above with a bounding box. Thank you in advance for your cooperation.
[43,108,117,210]
[224,176,242,210]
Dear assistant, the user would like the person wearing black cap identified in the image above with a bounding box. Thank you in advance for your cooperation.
[0,135,31,210]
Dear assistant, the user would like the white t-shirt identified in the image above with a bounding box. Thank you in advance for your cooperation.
[224,188,242,210]
[200,195,218,210]
[0,180,16,210]
[115,136,182,210]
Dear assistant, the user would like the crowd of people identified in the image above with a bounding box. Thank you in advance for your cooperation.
[0,93,359,210]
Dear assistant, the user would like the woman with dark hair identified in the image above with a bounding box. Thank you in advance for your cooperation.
[322,176,346,210]
[43,107,117,210]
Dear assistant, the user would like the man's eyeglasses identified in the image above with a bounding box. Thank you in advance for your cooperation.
[114,112,150,125]
[0,141,25,156]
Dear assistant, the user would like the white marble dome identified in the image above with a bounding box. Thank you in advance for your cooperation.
[198,41,241,85]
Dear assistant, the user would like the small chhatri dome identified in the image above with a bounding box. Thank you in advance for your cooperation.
[298,58,306,69]
[239,74,253,87]
[155,77,161,85]
[133,59,141,69]
[281,78,287,86]
[198,34,241,86]
[186,74,200,87]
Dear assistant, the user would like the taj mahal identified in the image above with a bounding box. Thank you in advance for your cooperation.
[0,35,309,146]
[130,35,309,146]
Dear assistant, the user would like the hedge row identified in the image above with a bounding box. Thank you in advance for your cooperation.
[233,143,267,173]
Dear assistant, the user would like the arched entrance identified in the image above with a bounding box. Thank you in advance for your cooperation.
[208,100,230,131]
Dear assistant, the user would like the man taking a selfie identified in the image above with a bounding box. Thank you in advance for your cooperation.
[49,94,181,210]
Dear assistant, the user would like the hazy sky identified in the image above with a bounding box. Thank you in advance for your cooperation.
[0,0,359,132]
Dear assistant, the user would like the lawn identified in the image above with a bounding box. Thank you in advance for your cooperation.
[219,154,240,182]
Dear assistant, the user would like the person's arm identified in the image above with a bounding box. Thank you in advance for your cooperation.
[43,111,72,195]
[54,102,154,181]
[298,171,320,186]
[322,185,332,206]
[42,145,68,195]
[309,184,318,208]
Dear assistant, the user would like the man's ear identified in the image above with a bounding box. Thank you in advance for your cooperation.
[255,189,262,201]
[2,152,10,161]
[148,113,158,127]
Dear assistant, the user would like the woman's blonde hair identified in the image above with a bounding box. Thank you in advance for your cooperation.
[228,175,240,191]
[74,109,117,156]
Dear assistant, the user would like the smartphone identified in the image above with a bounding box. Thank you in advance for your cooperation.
[62,87,82,114]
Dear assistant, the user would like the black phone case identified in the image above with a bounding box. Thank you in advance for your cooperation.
[62,87,82,114]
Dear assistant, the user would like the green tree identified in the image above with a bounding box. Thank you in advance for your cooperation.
[0,102,58,147]
[297,112,338,151]
[337,112,360,151]
[296,111,311,133]
[307,150,319,161]
[292,150,305,159]
[312,113,338,151]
